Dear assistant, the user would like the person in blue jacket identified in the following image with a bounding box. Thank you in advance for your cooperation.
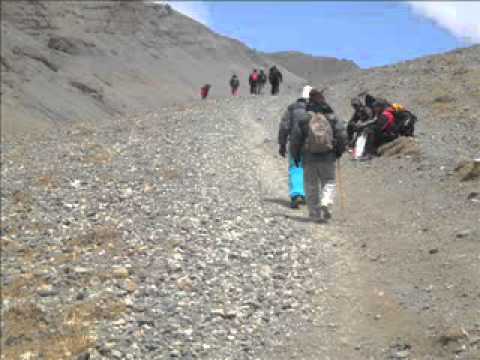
[278,85,312,208]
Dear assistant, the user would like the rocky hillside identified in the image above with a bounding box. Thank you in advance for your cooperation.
[1,1,308,137]
[322,45,480,163]
[266,51,360,86]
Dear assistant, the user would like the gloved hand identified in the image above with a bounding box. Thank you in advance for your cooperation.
[293,157,301,167]
[279,144,286,158]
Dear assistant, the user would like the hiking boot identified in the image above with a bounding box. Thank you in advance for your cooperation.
[320,206,332,221]
[356,154,372,162]
[309,215,325,224]
[290,196,303,209]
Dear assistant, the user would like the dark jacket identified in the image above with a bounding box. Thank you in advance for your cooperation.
[230,76,239,88]
[269,67,283,84]
[349,106,373,125]
[278,99,309,147]
[290,100,347,160]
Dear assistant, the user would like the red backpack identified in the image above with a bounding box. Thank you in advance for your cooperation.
[251,73,259,81]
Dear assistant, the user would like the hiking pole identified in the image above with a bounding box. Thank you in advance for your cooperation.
[336,159,346,214]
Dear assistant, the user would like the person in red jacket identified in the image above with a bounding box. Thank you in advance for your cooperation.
[200,84,211,99]
[354,101,398,157]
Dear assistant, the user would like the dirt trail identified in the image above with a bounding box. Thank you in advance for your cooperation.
[241,96,479,359]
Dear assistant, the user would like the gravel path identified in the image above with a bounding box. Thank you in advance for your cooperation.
[2,93,479,360]
[1,95,333,359]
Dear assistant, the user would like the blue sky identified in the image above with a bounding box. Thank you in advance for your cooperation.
[164,1,480,69]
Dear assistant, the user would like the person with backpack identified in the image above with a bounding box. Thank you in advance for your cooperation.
[230,74,240,96]
[355,100,398,157]
[269,66,283,95]
[200,84,211,100]
[290,88,347,222]
[249,69,259,95]
[258,69,267,94]
[278,85,312,208]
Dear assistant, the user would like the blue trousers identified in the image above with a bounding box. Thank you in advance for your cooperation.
[288,153,305,199]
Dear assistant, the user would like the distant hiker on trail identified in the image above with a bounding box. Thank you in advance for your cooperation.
[249,69,259,95]
[269,66,283,95]
[347,97,373,148]
[290,88,347,222]
[258,69,267,94]
[200,84,211,100]
[230,74,240,96]
[278,85,312,208]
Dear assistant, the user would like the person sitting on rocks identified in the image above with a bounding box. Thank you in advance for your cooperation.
[356,100,398,157]
[347,97,373,148]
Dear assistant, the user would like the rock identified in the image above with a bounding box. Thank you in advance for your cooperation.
[74,266,91,274]
[124,279,138,293]
[37,284,58,297]
[112,267,130,279]
[76,291,87,301]
[111,350,123,359]
[176,276,193,291]
[454,159,480,181]
[258,264,272,278]
[438,327,468,345]
[467,192,479,202]
[76,351,90,360]
[392,350,410,359]
[429,248,439,254]
[377,137,420,158]
[456,230,472,239]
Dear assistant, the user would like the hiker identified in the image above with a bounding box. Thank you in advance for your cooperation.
[278,85,312,208]
[269,66,283,95]
[355,100,398,157]
[258,69,267,94]
[347,97,373,147]
[230,74,240,96]
[290,88,347,222]
[200,84,211,100]
[249,69,259,95]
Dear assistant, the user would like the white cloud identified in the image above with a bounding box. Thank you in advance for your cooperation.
[408,2,480,43]
[150,1,211,25]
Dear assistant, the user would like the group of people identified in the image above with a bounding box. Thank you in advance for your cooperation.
[246,66,284,95]
[278,86,417,223]
[201,66,284,99]
[347,92,417,159]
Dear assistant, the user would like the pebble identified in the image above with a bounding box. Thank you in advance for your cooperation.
[112,267,130,279]
[37,284,58,297]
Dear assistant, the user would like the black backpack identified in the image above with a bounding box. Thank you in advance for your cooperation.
[393,110,417,137]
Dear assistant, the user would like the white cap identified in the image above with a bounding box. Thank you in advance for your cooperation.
[302,85,313,99]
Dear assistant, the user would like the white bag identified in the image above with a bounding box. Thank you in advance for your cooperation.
[353,133,367,159]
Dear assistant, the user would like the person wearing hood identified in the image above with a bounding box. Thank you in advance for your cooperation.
[347,97,373,147]
[278,85,312,208]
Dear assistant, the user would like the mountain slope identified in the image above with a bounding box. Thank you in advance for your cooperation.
[1,1,307,137]
[265,51,360,86]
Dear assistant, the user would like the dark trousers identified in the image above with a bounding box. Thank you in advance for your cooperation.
[271,82,280,95]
